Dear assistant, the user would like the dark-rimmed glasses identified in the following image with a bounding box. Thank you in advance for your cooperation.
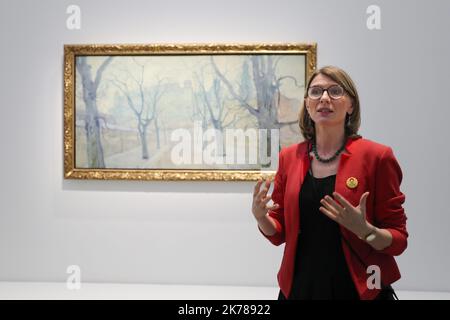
[307,85,345,100]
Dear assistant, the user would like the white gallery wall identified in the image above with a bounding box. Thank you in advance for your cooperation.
[0,0,449,293]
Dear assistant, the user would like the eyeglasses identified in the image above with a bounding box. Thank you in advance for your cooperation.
[307,85,345,100]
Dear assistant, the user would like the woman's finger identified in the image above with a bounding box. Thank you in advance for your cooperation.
[258,180,271,200]
[359,192,369,207]
[253,179,263,197]
[262,195,272,206]
[332,192,354,211]
[265,178,271,189]
[322,195,344,214]
[319,206,339,222]
[257,187,269,202]
[359,192,369,216]
[320,198,340,216]
[266,203,280,211]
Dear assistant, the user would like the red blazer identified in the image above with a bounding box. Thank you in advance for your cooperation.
[259,136,408,300]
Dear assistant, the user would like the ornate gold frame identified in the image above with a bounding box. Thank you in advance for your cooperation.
[64,43,317,181]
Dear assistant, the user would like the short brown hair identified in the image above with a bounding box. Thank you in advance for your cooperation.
[299,66,361,141]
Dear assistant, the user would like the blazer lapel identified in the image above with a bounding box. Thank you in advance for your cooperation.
[335,137,359,203]
[335,138,361,240]
[289,142,311,235]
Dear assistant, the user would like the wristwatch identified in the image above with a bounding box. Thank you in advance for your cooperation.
[362,228,377,243]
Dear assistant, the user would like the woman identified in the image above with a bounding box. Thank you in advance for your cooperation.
[252,66,408,300]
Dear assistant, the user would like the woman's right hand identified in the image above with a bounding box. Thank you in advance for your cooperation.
[252,178,280,220]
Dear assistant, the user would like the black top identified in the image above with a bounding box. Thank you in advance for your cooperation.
[288,170,359,300]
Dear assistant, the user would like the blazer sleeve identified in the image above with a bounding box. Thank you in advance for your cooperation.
[258,149,286,246]
[373,147,408,256]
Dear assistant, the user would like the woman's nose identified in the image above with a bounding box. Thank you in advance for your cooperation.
[320,90,331,102]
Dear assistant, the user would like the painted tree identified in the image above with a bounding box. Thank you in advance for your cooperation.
[192,66,251,156]
[211,56,302,165]
[111,58,166,160]
[76,56,113,168]
[239,59,253,102]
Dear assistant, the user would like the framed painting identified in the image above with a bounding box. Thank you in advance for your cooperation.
[64,43,317,181]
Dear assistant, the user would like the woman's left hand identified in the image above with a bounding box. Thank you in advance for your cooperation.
[319,191,371,239]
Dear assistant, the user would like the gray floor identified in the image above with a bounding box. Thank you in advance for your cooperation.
[0,282,449,300]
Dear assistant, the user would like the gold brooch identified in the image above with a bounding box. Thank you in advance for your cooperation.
[346,177,358,189]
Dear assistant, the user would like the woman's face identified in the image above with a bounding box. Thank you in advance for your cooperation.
[305,73,353,128]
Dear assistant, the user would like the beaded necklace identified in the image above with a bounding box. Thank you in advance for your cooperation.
[312,139,346,163]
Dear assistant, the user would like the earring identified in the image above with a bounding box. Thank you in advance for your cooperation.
[346,113,351,127]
